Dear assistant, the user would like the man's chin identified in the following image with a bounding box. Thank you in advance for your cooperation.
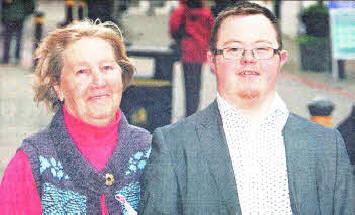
[237,89,260,100]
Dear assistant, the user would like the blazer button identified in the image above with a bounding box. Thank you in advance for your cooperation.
[105,173,115,186]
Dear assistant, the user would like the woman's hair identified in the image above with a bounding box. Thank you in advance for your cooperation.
[33,19,134,112]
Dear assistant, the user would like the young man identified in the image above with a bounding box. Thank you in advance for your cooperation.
[139,2,352,214]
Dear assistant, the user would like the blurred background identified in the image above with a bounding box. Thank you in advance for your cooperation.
[0,0,354,188]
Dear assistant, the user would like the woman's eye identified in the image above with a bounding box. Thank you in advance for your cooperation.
[103,65,113,71]
[76,69,87,74]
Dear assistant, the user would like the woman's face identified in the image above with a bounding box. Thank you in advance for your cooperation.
[54,37,123,126]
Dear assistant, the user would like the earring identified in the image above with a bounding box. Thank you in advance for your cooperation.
[52,86,64,101]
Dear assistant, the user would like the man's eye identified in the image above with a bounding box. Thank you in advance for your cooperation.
[228,47,240,52]
[256,47,270,51]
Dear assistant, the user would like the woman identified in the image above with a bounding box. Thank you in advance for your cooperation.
[0,20,151,214]
[169,0,214,116]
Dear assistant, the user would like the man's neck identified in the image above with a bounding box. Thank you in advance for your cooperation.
[220,91,276,124]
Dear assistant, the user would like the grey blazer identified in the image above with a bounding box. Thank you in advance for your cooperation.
[139,101,352,214]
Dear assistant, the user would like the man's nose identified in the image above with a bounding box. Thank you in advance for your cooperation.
[241,49,256,64]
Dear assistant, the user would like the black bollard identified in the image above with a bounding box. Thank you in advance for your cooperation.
[34,11,44,51]
[65,0,75,25]
[78,0,86,20]
[308,97,335,127]
[33,11,44,70]
[337,60,346,79]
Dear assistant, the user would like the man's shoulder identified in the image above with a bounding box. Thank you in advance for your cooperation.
[287,113,335,133]
[152,103,219,159]
[286,113,342,146]
[157,102,217,135]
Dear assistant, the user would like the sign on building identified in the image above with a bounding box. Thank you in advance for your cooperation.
[328,1,355,78]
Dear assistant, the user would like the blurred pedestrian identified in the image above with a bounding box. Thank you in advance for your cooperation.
[112,0,128,29]
[87,0,113,22]
[211,0,241,17]
[0,20,151,214]
[147,0,164,16]
[169,0,214,117]
[1,0,35,64]
[337,104,355,166]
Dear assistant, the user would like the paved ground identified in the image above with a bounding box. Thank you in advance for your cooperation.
[0,0,354,207]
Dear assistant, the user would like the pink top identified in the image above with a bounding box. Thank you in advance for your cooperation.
[0,106,121,214]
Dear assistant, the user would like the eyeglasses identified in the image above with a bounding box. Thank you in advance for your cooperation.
[213,47,280,60]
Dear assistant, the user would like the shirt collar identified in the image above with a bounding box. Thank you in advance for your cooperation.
[268,93,289,117]
[217,92,289,128]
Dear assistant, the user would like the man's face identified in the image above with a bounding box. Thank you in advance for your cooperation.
[208,14,288,104]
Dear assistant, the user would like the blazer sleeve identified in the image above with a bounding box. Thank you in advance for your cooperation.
[333,130,353,214]
[139,128,181,214]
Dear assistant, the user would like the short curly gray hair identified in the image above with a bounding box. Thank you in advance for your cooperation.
[33,19,135,112]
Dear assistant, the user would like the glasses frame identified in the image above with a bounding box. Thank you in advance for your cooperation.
[213,47,280,60]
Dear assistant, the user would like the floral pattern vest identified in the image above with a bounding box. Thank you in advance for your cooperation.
[19,109,152,214]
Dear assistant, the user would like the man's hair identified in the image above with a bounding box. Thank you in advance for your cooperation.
[33,19,134,112]
[209,1,282,52]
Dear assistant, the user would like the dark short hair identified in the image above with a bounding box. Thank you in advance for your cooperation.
[210,1,282,52]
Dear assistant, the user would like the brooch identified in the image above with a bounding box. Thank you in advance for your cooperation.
[105,173,115,186]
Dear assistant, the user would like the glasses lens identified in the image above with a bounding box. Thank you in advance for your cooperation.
[254,48,274,60]
[221,47,276,60]
[224,47,243,60]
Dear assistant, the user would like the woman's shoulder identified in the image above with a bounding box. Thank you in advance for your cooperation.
[125,124,152,141]
[22,126,51,146]
[19,126,53,159]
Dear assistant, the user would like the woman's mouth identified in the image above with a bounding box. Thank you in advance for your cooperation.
[88,94,110,101]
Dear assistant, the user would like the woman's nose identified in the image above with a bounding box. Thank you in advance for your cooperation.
[92,69,106,86]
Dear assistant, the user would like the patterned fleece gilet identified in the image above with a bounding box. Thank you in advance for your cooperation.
[19,109,152,214]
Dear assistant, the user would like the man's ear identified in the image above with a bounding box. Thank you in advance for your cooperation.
[207,51,216,73]
[53,85,64,101]
[279,50,288,68]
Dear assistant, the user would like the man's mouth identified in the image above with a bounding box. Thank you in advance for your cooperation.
[238,70,260,77]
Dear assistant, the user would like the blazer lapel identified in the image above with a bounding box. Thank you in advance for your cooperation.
[193,107,315,214]
[283,114,315,214]
[195,101,241,214]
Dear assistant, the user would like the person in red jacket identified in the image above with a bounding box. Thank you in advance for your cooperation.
[169,0,214,116]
